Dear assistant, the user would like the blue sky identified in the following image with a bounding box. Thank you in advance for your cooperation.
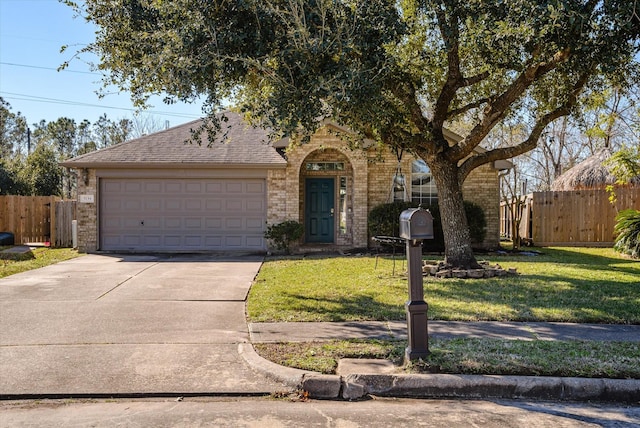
[0,0,204,129]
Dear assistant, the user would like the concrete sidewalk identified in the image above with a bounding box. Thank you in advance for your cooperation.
[249,320,640,343]
[244,320,640,402]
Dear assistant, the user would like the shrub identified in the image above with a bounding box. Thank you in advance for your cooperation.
[368,201,486,252]
[464,201,487,245]
[613,209,640,259]
[264,220,304,254]
[367,201,418,238]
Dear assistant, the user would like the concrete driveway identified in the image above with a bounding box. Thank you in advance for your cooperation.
[0,254,286,396]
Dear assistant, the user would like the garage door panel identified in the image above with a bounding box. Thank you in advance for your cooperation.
[165,182,182,193]
[246,200,264,212]
[145,182,162,193]
[204,236,223,246]
[224,236,243,247]
[124,182,143,192]
[165,218,182,228]
[143,235,162,246]
[225,182,243,193]
[145,199,162,210]
[226,218,242,229]
[123,218,142,228]
[183,236,203,246]
[205,182,223,192]
[246,236,264,247]
[226,200,243,211]
[185,218,202,228]
[185,182,203,193]
[100,178,266,251]
[246,182,264,193]
[206,200,223,210]
[205,218,223,228]
[164,236,181,247]
[246,218,264,230]
[185,199,202,210]
[123,199,141,210]
[165,200,182,210]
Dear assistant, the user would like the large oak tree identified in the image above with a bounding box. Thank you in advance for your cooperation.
[67,0,640,268]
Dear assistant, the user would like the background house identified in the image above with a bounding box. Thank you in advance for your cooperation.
[62,112,510,253]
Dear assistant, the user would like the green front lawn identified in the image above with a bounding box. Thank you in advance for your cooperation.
[250,247,640,378]
[248,247,640,324]
[0,247,80,279]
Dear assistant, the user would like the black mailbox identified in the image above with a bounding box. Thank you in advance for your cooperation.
[399,208,434,240]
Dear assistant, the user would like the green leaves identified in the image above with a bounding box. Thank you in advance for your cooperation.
[71,0,640,267]
[613,209,640,259]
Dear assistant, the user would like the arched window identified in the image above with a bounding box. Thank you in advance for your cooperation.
[411,160,438,204]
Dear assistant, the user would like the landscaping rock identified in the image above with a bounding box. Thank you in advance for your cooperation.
[435,270,452,278]
[452,270,467,278]
[421,261,518,279]
[467,269,485,279]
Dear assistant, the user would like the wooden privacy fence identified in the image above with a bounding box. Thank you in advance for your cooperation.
[0,196,77,247]
[501,188,640,247]
[52,200,77,247]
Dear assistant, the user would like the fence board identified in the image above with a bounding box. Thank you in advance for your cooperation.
[530,188,640,246]
[0,196,58,244]
[54,200,77,247]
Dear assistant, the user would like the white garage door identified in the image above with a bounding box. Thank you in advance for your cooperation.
[100,178,266,251]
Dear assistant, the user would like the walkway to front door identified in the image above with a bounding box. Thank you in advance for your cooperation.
[305,178,335,243]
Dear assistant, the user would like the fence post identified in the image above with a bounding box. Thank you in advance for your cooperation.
[50,196,57,248]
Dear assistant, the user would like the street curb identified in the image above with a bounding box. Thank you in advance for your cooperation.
[345,374,640,403]
[240,344,640,402]
[238,343,342,398]
[238,343,311,389]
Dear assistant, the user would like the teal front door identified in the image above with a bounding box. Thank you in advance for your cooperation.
[305,178,335,243]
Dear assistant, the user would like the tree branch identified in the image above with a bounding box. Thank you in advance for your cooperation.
[386,80,434,149]
[461,71,490,88]
[446,97,490,119]
[446,48,572,163]
[457,72,591,181]
[432,4,463,130]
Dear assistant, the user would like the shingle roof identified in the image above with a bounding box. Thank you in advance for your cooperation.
[61,112,287,169]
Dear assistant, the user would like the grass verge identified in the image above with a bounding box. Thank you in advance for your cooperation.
[249,247,639,377]
[254,338,640,379]
[247,247,640,324]
[0,247,80,278]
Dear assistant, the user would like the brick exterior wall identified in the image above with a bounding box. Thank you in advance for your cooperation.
[462,163,501,249]
[75,125,502,253]
[267,168,287,225]
[75,169,98,252]
[279,126,369,247]
[366,147,501,250]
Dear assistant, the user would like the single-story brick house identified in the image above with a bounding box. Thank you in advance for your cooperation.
[62,112,511,253]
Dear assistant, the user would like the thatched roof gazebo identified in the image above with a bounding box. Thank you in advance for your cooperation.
[551,147,639,191]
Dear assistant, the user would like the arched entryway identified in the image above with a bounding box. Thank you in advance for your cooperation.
[299,149,354,245]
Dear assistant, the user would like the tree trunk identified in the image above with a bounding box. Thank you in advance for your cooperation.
[429,158,481,269]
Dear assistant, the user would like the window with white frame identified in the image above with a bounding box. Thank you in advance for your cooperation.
[411,160,438,204]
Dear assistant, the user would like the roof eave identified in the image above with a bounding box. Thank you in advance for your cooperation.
[60,161,288,169]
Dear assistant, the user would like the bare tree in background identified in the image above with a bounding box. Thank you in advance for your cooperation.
[130,113,166,139]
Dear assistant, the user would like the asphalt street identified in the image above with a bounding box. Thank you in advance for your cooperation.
[2,397,639,427]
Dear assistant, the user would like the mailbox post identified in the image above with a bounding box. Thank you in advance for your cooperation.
[399,207,434,362]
